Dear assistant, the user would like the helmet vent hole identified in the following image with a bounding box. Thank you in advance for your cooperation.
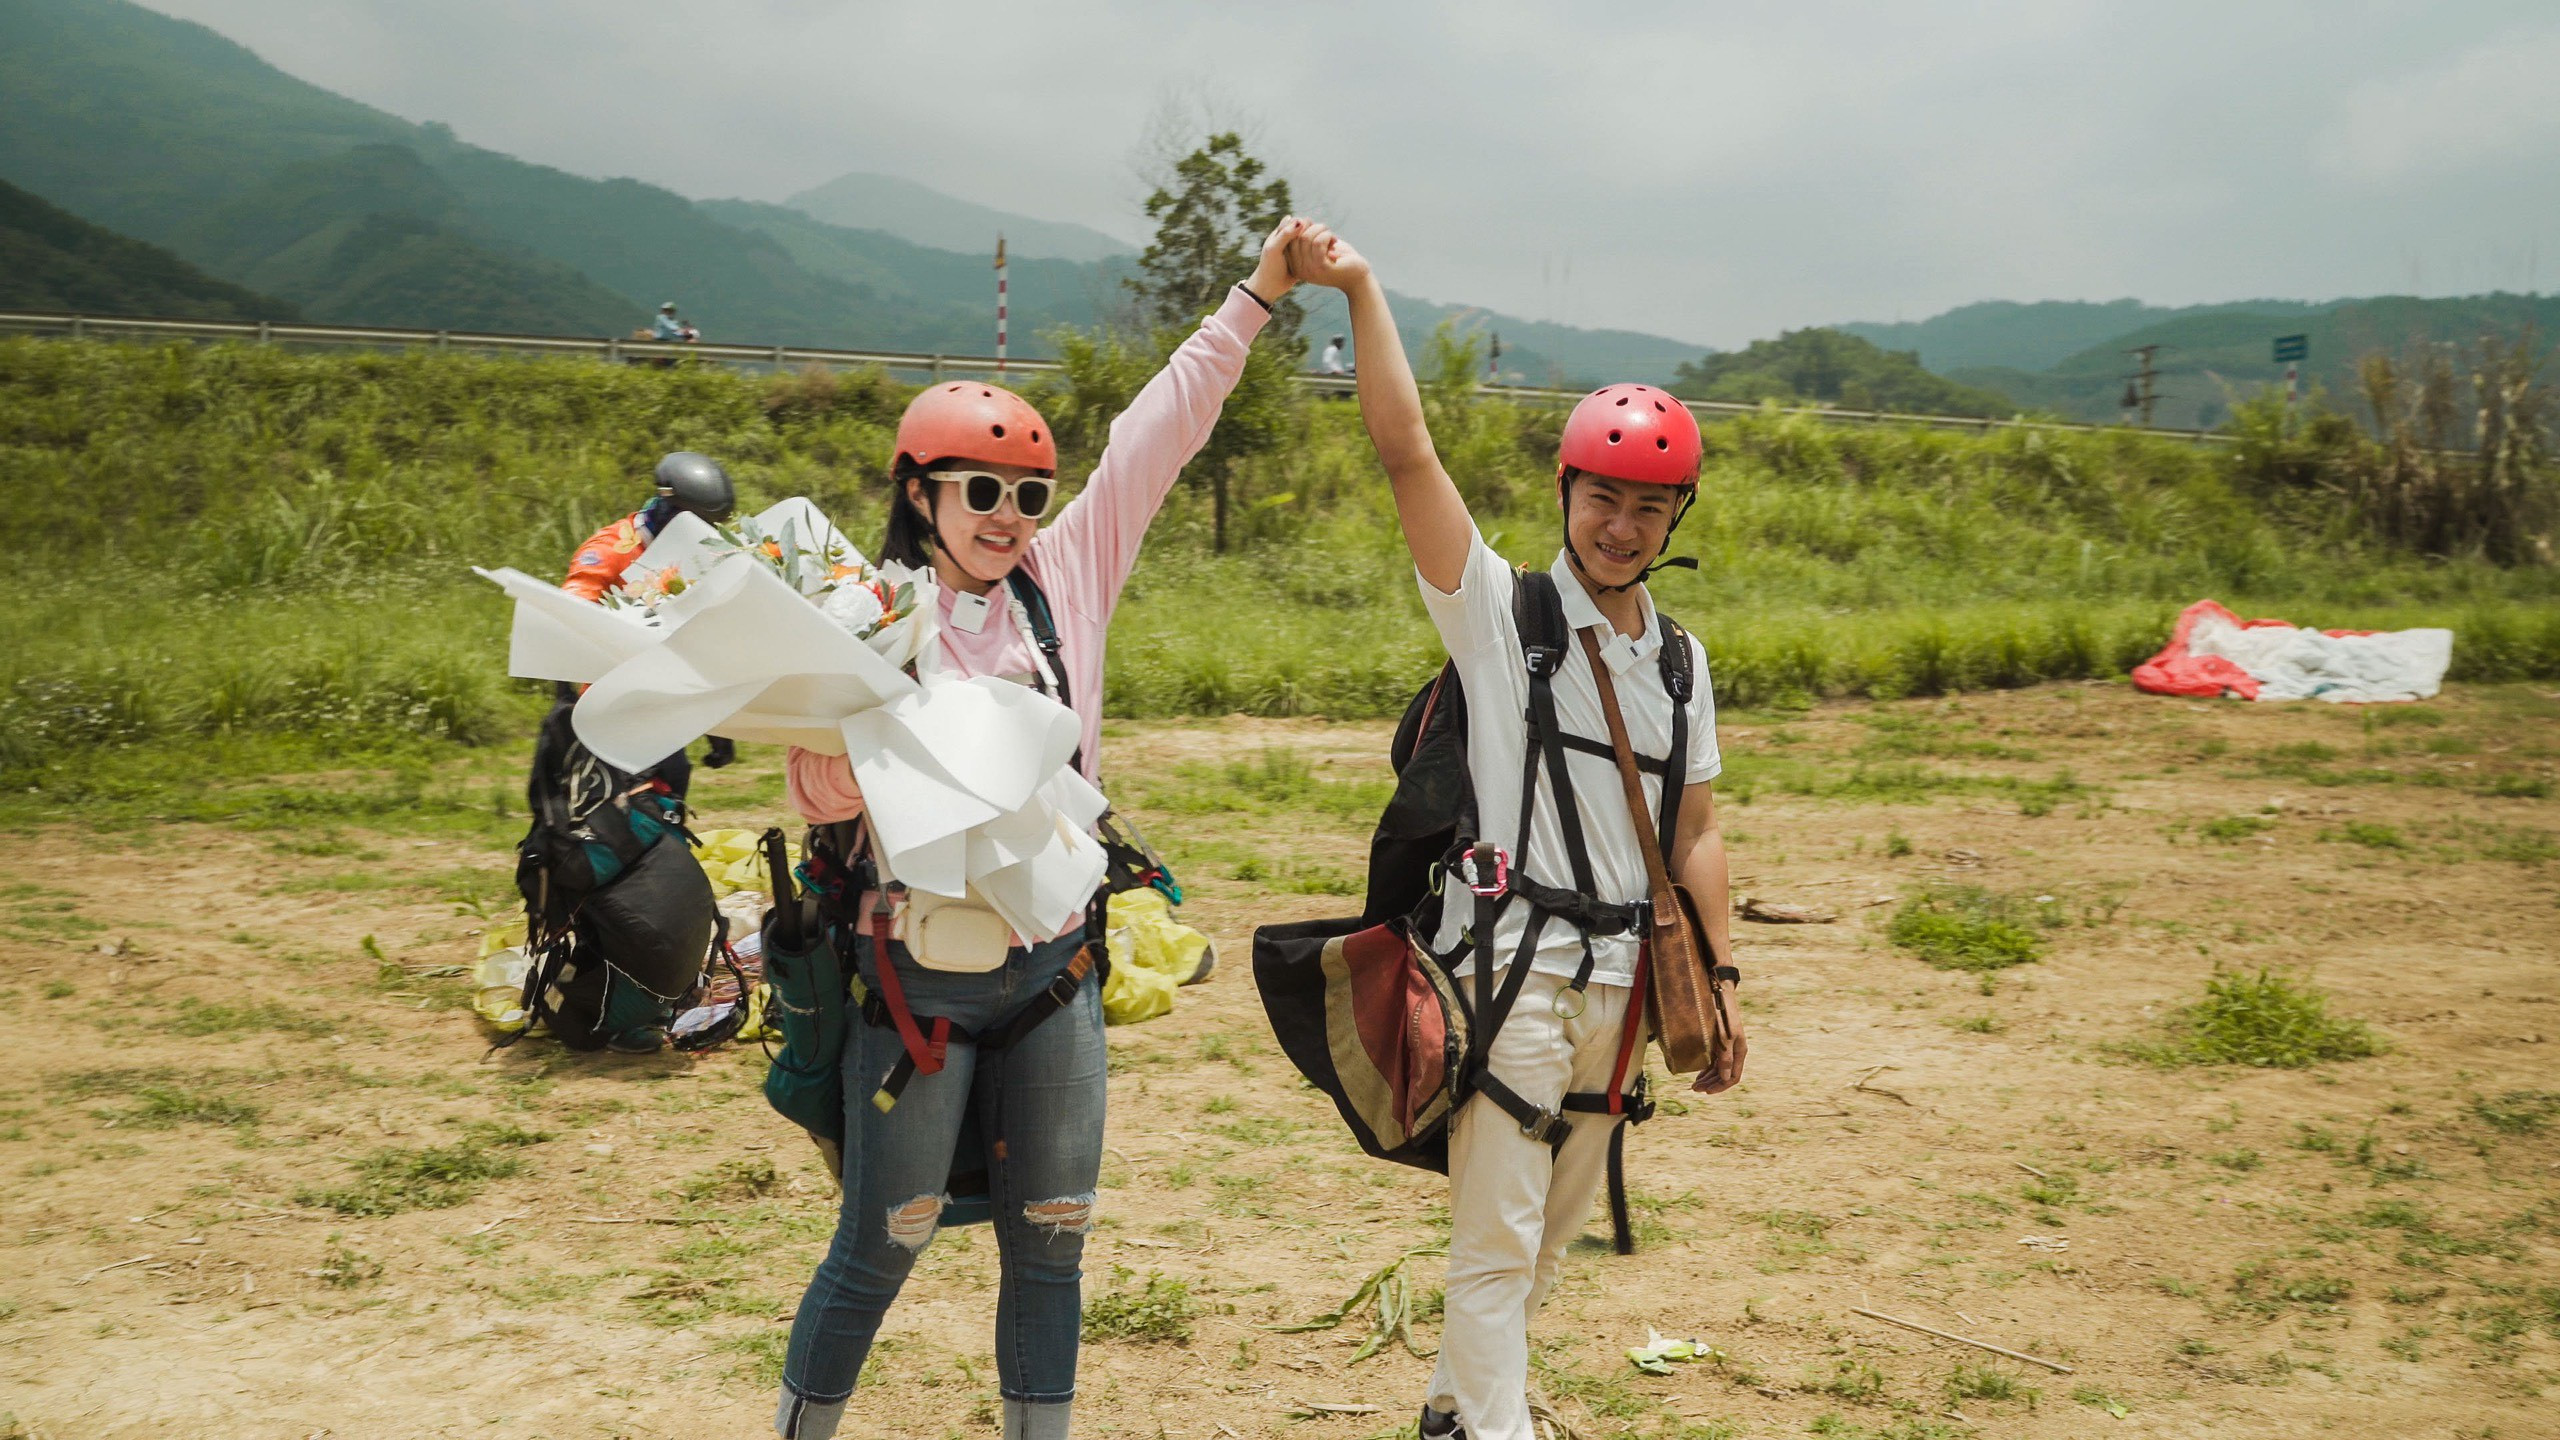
[981,389,994,397]
[1654,400,1667,411]
[1030,430,1042,444]
[1656,437,1670,450]
[1607,429,1623,444]
[1614,396,1631,407]
[991,424,1007,438]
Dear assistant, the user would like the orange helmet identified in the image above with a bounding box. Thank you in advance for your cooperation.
[893,381,1057,475]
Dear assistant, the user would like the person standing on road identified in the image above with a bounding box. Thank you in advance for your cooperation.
[1289,223,1740,1440]
[1321,332,1353,375]
[773,219,1313,1440]
[559,450,740,795]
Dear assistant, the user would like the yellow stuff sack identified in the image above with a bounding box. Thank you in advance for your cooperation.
[1100,887,1213,1026]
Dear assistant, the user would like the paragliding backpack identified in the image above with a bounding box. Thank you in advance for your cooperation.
[1251,570,1700,1253]
[505,696,720,1051]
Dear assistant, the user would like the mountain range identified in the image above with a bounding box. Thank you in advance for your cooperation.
[3,0,2550,418]
[0,175,293,320]
[0,0,1706,381]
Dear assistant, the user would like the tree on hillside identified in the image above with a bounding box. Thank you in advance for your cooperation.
[1671,328,2018,418]
[1126,132,1303,551]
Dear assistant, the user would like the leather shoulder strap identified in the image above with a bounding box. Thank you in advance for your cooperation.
[1577,629,1676,920]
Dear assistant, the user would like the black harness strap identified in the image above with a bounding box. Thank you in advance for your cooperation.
[860,944,1099,1112]
[1445,577,1704,1222]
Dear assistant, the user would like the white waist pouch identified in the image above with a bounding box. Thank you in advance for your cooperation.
[896,888,1014,973]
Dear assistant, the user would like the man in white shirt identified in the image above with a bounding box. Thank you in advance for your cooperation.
[1321,334,1353,375]
[1290,225,1738,1440]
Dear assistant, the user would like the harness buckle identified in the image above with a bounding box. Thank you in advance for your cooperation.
[1522,645,1560,676]
[1519,1106,1572,1148]
[1458,843,1510,898]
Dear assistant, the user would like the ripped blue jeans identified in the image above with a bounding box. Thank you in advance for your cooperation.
[781,928,1104,1415]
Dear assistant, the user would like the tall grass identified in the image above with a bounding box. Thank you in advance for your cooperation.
[9,334,2559,787]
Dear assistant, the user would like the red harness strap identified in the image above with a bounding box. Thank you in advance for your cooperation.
[1603,948,1651,1114]
[870,906,948,1078]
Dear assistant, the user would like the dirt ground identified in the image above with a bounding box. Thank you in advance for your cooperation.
[1,682,2555,1440]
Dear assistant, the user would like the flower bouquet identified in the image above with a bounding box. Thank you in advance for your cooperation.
[476,499,1104,942]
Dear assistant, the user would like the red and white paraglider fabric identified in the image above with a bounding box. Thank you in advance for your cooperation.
[2133,600,2452,704]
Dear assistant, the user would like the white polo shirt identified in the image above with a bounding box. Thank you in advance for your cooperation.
[1417,535,1721,988]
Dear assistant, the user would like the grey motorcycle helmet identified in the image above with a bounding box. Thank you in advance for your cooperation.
[652,451,736,523]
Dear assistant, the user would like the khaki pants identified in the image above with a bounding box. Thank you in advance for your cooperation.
[1427,970,1644,1440]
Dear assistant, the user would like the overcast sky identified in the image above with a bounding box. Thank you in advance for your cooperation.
[148,0,2560,348]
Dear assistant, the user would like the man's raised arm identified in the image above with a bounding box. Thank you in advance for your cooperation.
[1289,226,1473,593]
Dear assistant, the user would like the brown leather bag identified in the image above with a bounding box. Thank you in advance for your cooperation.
[1578,629,1746,1094]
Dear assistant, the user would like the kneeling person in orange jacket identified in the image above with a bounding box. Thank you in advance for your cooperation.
[560,450,741,796]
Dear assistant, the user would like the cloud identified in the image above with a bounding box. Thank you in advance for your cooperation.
[139,0,2560,347]
[2315,24,2560,183]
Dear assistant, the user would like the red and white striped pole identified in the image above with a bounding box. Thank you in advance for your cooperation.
[994,233,1008,377]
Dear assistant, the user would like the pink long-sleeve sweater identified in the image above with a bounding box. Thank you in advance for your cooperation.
[786,285,1272,823]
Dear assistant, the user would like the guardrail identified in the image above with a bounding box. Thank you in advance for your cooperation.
[0,308,2238,446]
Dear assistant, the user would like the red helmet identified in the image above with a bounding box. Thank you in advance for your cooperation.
[894,381,1057,474]
[1556,384,1702,486]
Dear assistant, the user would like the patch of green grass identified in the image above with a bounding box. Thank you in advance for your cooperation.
[2127,968,2383,1069]
[2197,814,2274,843]
[1945,1362,2038,1407]
[2321,820,2409,850]
[1126,748,1392,826]
[315,1234,383,1289]
[166,999,335,1038]
[116,1085,262,1129]
[2470,1091,2560,1134]
[677,1157,778,1203]
[716,1329,790,1386]
[1886,885,2046,971]
[2234,1258,2354,1309]
[298,1139,530,1216]
[2210,1148,2263,1172]
[1949,1012,2006,1034]
[2481,774,2551,799]
[1081,1267,1199,1343]
[2070,1385,2129,1418]
[1229,855,1363,894]
[1882,830,1914,858]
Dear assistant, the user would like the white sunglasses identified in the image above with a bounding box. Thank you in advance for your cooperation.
[928,469,1056,520]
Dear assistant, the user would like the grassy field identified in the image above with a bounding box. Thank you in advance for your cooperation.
[8,335,2560,799]
[0,685,2552,1438]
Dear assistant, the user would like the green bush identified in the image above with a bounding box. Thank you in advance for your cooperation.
[8,334,2559,784]
[2131,969,2383,1069]
[1081,1267,1200,1343]
[1886,886,2047,971]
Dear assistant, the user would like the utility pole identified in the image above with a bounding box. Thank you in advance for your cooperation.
[1488,330,1502,386]
[2123,344,2161,428]
[994,234,1008,377]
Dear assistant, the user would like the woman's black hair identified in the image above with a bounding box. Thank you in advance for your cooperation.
[880,458,937,567]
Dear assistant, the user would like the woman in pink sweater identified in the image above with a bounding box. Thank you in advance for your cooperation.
[775,219,1306,1440]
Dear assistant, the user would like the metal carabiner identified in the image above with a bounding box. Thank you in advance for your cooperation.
[1458,843,1510,899]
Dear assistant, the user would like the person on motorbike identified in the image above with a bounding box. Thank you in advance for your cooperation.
[771,219,1311,1440]
[560,450,740,796]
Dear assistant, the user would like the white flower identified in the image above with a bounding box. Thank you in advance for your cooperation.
[821,581,886,637]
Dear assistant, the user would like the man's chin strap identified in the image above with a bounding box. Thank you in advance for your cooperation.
[1561,482,1699,594]
[1566,546,1697,595]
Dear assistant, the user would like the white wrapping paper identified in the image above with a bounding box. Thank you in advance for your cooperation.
[478,501,1105,939]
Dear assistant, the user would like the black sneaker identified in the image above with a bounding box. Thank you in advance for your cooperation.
[1419,1404,1466,1439]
